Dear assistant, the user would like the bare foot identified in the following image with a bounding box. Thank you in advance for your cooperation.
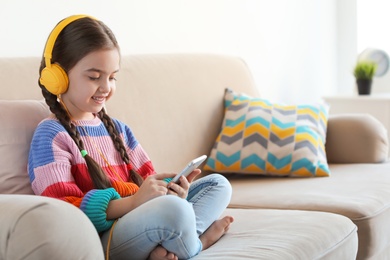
[148,246,178,260]
[199,216,234,250]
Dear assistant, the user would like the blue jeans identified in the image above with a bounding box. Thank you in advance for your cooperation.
[101,173,232,260]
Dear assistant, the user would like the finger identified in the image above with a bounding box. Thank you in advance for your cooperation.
[167,182,180,194]
[149,177,171,187]
[186,169,201,183]
[166,188,179,197]
[167,182,187,198]
[158,186,170,196]
[178,176,190,190]
[157,179,171,186]
[153,173,177,184]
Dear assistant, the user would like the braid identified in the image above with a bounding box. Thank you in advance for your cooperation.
[98,109,144,186]
[41,87,112,189]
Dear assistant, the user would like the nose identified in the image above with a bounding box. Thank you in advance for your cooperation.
[99,78,112,93]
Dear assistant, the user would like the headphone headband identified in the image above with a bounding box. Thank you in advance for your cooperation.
[43,14,91,68]
[40,15,96,95]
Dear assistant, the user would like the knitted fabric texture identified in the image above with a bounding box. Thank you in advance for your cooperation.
[28,116,155,232]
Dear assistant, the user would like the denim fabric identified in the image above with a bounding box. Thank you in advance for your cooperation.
[101,174,232,260]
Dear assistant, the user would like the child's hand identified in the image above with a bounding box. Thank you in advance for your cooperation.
[107,173,175,217]
[166,169,201,199]
[133,173,174,207]
[166,175,189,198]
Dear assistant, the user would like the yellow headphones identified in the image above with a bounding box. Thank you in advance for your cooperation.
[40,15,94,95]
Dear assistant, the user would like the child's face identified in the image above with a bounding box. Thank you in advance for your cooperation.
[61,49,120,120]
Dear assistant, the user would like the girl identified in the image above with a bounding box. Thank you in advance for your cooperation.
[28,15,233,260]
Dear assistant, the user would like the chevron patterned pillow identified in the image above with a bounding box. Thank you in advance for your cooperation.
[204,89,330,177]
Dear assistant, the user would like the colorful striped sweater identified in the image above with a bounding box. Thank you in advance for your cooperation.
[28,115,155,232]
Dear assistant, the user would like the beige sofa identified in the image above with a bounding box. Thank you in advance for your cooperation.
[1,54,390,259]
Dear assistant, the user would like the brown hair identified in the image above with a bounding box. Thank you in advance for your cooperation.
[39,17,143,189]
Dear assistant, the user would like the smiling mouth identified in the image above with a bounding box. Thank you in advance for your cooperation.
[92,96,106,103]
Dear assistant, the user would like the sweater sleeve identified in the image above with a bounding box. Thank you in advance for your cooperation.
[80,188,121,232]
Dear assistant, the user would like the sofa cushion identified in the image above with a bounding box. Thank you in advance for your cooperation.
[205,89,330,177]
[227,163,390,259]
[0,100,50,194]
[193,208,357,259]
[0,195,104,259]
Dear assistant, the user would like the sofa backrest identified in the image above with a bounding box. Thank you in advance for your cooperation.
[0,54,259,194]
[107,54,259,172]
[0,57,43,100]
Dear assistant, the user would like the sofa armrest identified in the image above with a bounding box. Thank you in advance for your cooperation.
[0,195,104,260]
[325,114,388,163]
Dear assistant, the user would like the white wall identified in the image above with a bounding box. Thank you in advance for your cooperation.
[357,0,390,94]
[337,0,358,95]
[0,0,356,103]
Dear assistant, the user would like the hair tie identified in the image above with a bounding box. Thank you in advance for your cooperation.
[126,163,132,171]
[80,150,88,157]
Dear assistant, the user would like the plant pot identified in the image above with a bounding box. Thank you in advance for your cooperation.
[356,79,372,95]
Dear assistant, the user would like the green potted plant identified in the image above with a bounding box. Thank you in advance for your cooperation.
[353,60,377,95]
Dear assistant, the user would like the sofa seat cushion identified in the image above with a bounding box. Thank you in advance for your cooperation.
[226,162,390,259]
[194,208,357,259]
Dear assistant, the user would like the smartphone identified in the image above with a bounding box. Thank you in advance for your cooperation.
[165,155,207,184]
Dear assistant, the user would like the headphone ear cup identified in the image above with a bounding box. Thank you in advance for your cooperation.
[40,63,69,95]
